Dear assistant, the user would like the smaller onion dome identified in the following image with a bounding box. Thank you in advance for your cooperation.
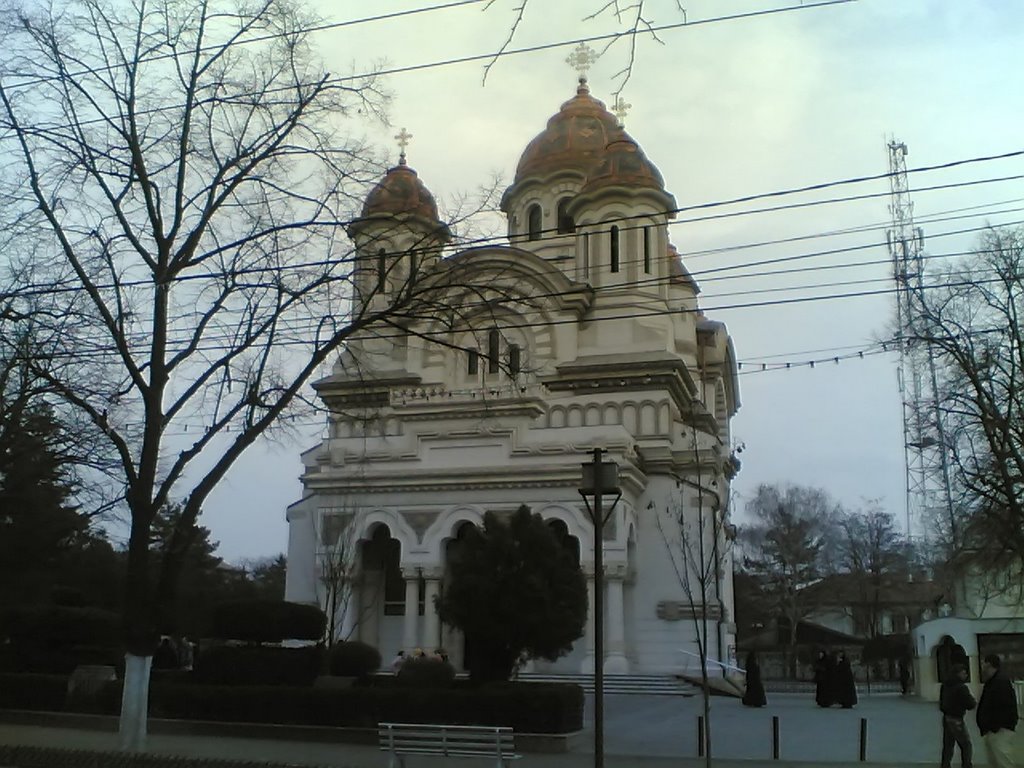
[350,154,450,242]
[577,131,666,196]
[361,158,441,222]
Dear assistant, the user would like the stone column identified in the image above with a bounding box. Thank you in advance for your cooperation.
[339,575,360,642]
[604,565,629,674]
[401,567,420,653]
[422,569,442,652]
[580,568,596,673]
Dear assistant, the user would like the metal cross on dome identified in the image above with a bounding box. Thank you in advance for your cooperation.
[394,127,412,164]
[612,95,631,127]
[566,42,598,85]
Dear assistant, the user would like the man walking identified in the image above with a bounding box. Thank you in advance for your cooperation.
[977,654,1018,768]
[940,663,975,768]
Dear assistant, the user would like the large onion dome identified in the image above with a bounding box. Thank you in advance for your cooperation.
[514,81,620,183]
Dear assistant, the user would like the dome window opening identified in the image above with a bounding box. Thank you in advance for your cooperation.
[488,328,501,374]
[557,198,575,234]
[376,248,387,291]
[508,343,521,376]
[643,226,652,275]
[467,349,479,376]
[610,225,620,273]
[528,204,543,241]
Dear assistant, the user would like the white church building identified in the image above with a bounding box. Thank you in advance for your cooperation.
[285,56,742,676]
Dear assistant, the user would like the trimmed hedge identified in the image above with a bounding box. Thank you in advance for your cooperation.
[1,606,120,647]
[0,672,69,711]
[206,601,325,643]
[327,640,381,677]
[0,606,121,673]
[0,672,584,734]
[196,644,323,687]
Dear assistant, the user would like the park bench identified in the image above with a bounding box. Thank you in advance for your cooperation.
[378,722,521,768]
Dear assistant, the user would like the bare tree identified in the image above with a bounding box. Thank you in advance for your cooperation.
[741,483,837,677]
[483,0,687,95]
[907,226,1024,606]
[313,505,375,646]
[0,0,492,750]
[833,503,909,638]
[657,432,736,768]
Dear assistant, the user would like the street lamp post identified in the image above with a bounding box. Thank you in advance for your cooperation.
[578,447,621,768]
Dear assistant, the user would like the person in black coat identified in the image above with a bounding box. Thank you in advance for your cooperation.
[976,654,1018,768]
[813,649,834,707]
[742,651,767,707]
[939,663,975,768]
[834,651,858,709]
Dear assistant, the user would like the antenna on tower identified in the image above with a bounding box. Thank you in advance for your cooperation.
[886,138,956,548]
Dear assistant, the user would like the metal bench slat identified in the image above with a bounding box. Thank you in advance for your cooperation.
[378,722,521,764]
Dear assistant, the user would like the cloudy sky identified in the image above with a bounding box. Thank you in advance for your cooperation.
[199,0,1024,562]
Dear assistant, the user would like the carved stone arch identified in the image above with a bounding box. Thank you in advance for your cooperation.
[584,403,602,427]
[421,505,487,561]
[622,402,638,434]
[640,401,658,435]
[603,402,621,426]
[549,405,567,429]
[659,401,671,434]
[358,510,417,559]
[534,503,594,555]
[567,404,584,428]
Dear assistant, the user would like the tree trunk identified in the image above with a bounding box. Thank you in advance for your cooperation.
[118,653,152,752]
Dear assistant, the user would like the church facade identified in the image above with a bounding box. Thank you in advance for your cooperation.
[285,62,742,676]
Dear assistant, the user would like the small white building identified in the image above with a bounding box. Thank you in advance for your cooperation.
[285,71,741,675]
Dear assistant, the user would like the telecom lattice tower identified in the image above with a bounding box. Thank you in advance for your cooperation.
[886,139,955,544]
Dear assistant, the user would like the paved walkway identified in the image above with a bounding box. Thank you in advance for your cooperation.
[1,692,1022,766]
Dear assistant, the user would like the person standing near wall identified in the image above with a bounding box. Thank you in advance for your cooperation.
[976,654,1018,768]
[939,663,975,768]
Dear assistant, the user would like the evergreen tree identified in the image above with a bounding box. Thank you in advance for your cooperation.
[0,349,89,606]
[437,505,586,681]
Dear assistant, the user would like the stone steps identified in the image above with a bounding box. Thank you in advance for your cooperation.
[516,672,699,696]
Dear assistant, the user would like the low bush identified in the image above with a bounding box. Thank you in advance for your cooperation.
[327,641,381,678]
[206,600,326,643]
[396,657,456,688]
[196,644,323,686]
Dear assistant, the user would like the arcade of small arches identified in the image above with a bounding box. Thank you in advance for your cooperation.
[322,504,638,672]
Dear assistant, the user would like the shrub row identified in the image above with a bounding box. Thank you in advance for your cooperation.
[196,644,323,687]
[0,673,583,734]
[206,601,325,643]
[143,680,583,733]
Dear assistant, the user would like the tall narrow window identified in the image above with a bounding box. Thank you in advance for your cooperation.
[610,225,620,273]
[508,344,521,375]
[409,251,418,280]
[528,204,542,241]
[488,329,501,374]
[467,349,478,375]
[376,248,386,291]
[643,226,652,274]
[582,233,590,279]
[557,198,575,234]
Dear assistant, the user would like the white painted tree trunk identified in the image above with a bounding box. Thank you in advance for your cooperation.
[119,653,152,752]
